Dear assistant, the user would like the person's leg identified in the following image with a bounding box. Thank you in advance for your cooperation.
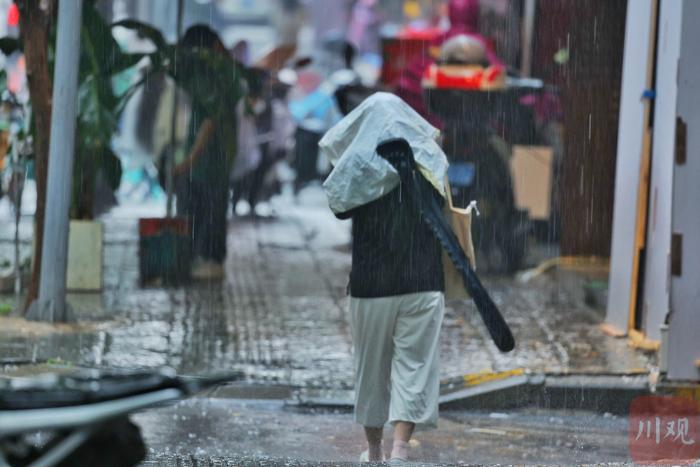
[190,181,226,278]
[231,173,254,217]
[349,295,398,461]
[363,426,383,461]
[189,181,205,259]
[173,174,193,254]
[391,421,415,460]
[208,182,229,263]
[230,178,243,216]
[247,144,271,212]
[389,292,445,460]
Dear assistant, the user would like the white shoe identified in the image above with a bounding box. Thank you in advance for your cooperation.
[191,260,224,279]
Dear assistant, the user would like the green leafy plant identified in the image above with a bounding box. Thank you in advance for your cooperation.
[110,19,252,153]
[0,303,12,315]
[0,3,128,220]
[71,1,139,219]
[46,357,74,367]
[1,4,251,220]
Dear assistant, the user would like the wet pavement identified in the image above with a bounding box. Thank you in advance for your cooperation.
[0,186,652,387]
[0,187,659,466]
[134,397,634,465]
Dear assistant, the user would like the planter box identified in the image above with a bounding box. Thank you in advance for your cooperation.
[66,220,103,291]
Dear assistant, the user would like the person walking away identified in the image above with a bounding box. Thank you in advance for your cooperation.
[336,179,444,462]
[320,93,450,462]
[174,25,235,279]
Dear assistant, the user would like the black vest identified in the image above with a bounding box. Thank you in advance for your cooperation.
[340,184,445,298]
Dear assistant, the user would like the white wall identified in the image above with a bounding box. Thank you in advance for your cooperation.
[605,0,656,334]
[641,0,682,341]
[668,0,700,381]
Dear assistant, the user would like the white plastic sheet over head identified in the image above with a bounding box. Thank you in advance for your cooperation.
[319,92,448,214]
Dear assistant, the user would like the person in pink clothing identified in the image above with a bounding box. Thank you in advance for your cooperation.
[347,0,384,56]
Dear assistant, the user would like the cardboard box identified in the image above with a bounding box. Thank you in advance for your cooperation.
[510,146,554,220]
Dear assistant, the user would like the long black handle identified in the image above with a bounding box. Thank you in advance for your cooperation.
[415,174,515,352]
[377,139,515,352]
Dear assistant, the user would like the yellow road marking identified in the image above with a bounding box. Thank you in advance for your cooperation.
[461,368,526,387]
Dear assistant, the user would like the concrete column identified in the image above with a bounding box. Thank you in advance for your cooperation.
[605,0,657,335]
[26,0,83,322]
[640,0,683,341]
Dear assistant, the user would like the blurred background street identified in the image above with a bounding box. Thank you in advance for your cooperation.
[1,0,699,465]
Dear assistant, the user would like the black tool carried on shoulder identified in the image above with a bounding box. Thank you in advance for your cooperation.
[377,138,515,352]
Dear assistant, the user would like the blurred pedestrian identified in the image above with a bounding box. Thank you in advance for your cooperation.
[174,25,234,279]
[230,96,263,216]
[347,0,383,56]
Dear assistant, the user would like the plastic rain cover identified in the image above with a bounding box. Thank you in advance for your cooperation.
[319,92,448,214]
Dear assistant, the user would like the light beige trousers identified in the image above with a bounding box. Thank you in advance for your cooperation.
[349,291,444,430]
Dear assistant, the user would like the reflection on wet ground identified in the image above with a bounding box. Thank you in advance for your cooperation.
[0,192,652,387]
[135,398,632,465]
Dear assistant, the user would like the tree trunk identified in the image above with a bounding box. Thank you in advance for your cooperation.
[18,0,55,313]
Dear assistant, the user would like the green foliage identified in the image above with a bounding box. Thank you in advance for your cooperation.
[111,19,167,51]
[74,12,254,217]
[108,19,252,182]
[0,3,132,219]
[72,1,135,218]
[0,303,12,316]
[1,5,251,219]
[111,19,250,122]
[46,357,74,367]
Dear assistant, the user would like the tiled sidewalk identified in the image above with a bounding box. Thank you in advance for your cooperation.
[1,189,652,387]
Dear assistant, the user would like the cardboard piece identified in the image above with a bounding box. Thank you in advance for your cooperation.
[510,145,553,220]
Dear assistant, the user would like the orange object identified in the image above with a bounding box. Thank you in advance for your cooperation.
[422,63,505,90]
[398,26,442,40]
[380,36,434,85]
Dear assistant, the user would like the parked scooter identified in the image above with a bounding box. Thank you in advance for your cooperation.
[423,36,538,272]
[0,368,238,466]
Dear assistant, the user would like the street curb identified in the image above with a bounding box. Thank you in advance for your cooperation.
[284,371,658,416]
[206,382,296,400]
